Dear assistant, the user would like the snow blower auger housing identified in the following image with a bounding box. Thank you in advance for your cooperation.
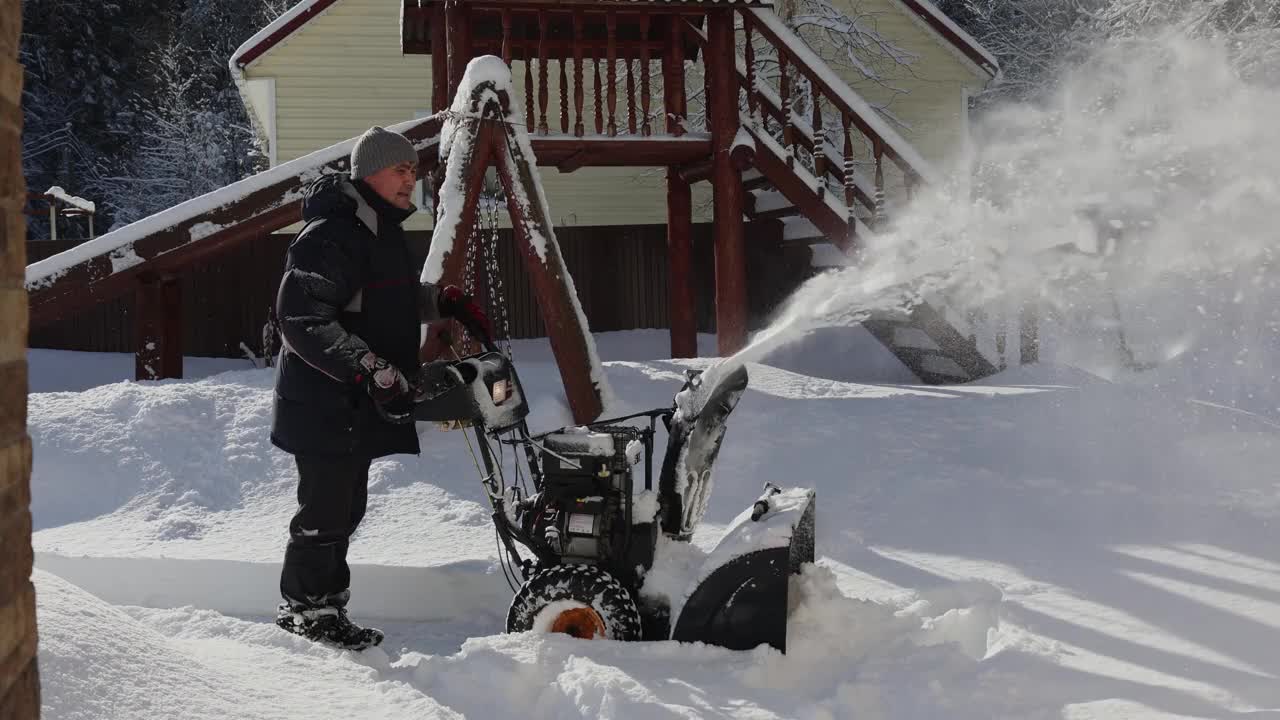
[407,330,816,652]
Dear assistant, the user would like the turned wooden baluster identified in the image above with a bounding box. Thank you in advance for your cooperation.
[525,41,535,129]
[538,12,550,135]
[873,138,886,226]
[811,78,826,198]
[594,57,603,134]
[639,14,651,136]
[843,114,856,219]
[744,17,758,127]
[573,11,585,137]
[560,57,569,134]
[626,52,637,135]
[501,9,513,66]
[606,11,618,136]
[780,52,796,168]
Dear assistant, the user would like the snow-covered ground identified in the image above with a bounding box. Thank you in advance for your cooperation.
[27,328,1280,719]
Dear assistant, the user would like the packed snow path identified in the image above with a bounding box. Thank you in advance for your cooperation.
[27,332,1280,719]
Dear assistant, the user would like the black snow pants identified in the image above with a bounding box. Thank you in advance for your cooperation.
[279,455,372,609]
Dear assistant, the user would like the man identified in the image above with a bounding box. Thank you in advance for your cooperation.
[271,126,488,650]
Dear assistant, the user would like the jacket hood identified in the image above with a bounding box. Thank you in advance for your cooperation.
[301,174,415,232]
[302,173,356,223]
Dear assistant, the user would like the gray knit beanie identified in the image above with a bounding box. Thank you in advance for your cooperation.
[350,126,418,180]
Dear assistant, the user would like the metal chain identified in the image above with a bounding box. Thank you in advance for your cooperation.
[481,187,513,358]
[459,204,480,351]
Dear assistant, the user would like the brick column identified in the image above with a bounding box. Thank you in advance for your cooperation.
[0,0,40,716]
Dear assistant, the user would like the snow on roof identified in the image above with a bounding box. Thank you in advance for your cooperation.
[26,117,439,291]
[894,0,999,78]
[231,0,340,73]
[228,0,342,148]
[44,186,96,214]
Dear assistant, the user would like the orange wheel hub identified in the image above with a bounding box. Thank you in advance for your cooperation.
[548,607,606,639]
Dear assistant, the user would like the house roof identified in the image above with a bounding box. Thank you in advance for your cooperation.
[231,0,341,72]
[894,0,999,78]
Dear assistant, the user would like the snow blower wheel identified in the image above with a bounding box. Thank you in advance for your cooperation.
[507,564,642,641]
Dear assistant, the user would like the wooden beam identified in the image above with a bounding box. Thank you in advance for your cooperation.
[706,12,747,356]
[494,123,605,424]
[556,147,591,174]
[527,137,710,167]
[676,158,711,185]
[421,121,500,361]
[666,168,696,358]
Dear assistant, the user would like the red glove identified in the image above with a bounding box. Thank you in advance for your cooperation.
[437,285,492,339]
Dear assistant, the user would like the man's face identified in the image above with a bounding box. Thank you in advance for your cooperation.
[365,161,419,210]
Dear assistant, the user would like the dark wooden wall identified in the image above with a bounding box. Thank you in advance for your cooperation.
[27,222,811,358]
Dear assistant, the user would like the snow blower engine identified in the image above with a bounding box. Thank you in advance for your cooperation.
[407,329,815,652]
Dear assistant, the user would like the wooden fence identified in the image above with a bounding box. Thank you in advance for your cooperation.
[27,223,811,358]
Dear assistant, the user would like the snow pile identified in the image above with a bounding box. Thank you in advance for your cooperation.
[23,324,1280,718]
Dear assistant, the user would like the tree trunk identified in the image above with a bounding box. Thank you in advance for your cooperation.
[0,0,40,715]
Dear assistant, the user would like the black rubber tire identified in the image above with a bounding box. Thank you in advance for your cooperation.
[506,564,643,641]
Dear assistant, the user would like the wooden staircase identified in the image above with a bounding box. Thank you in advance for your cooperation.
[699,8,1006,383]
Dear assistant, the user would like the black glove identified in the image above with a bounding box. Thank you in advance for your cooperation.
[358,352,415,421]
[437,285,492,339]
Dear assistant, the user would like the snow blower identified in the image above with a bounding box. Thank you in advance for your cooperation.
[406,329,816,652]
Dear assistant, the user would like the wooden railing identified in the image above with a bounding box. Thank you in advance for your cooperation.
[405,5,697,139]
[730,8,937,227]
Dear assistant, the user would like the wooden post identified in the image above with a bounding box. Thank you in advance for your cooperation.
[431,4,449,112]
[445,0,471,100]
[135,274,183,380]
[421,121,499,361]
[493,125,604,423]
[662,15,687,137]
[663,14,695,358]
[666,168,696,358]
[0,0,38,711]
[706,11,748,356]
[606,11,618,137]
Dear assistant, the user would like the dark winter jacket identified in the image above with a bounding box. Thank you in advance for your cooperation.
[270,174,440,459]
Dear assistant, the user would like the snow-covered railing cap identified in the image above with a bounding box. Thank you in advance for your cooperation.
[26,115,444,329]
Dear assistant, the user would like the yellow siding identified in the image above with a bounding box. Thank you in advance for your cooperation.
[243,0,988,229]
[824,0,989,171]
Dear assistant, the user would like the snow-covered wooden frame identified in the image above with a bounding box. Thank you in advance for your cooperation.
[424,57,608,424]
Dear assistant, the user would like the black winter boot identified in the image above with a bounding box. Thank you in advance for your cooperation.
[275,602,384,650]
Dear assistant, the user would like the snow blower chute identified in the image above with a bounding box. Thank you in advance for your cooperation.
[403,329,815,652]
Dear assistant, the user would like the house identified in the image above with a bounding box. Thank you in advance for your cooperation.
[27,0,1013,388]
